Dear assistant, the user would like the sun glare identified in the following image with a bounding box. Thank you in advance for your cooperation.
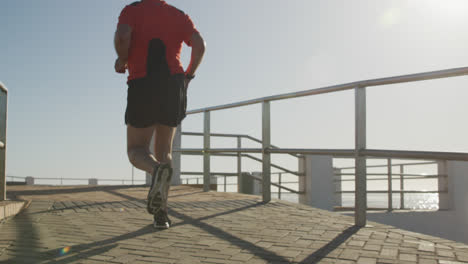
[380,8,401,27]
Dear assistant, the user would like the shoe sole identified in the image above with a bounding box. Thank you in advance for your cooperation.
[153,221,170,229]
[147,164,171,214]
[160,167,173,212]
[147,164,167,214]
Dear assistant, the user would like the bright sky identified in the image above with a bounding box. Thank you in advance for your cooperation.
[2,0,468,185]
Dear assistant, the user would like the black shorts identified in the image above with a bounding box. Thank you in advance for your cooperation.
[125,74,187,128]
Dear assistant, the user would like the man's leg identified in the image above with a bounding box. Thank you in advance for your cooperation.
[153,124,176,219]
[150,124,177,228]
[126,125,159,175]
[153,124,177,165]
[127,124,169,217]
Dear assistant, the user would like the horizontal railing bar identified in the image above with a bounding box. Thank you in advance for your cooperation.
[181,132,302,158]
[362,149,468,161]
[181,152,239,157]
[187,83,356,114]
[243,154,303,176]
[33,178,87,181]
[0,82,7,93]
[14,177,145,182]
[187,66,468,115]
[177,148,263,153]
[180,151,303,176]
[337,161,437,170]
[182,132,247,138]
[337,173,446,177]
[337,175,445,182]
[240,135,303,158]
[337,190,445,194]
[247,174,302,194]
[268,148,355,156]
[179,147,468,161]
[181,172,239,176]
[361,66,468,87]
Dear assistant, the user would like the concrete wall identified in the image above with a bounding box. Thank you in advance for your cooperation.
[350,161,468,244]
[299,155,335,211]
[298,156,468,243]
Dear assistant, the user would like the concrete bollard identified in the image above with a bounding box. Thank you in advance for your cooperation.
[25,176,34,185]
[298,155,335,211]
[242,172,262,195]
[334,168,342,207]
[88,178,98,185]
[146,173,152,186]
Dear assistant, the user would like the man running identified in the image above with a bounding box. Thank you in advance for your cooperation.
[114,0,206,229]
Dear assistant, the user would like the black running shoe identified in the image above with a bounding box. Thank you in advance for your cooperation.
[153,209,171,229]
[147,163,170,214]
[160,167,173,213]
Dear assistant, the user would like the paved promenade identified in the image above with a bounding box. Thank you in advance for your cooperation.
[1,185,468,264]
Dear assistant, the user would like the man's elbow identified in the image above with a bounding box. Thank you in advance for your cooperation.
[115,24,132,43]
[192,33,206,54]
[195,41,206,54]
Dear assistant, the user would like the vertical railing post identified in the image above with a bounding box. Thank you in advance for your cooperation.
[437,160,450,210]
[387,159,393,211]
[203,111,211,192]
[400,165,405,209]
[262,101,271,202]
[132,166,134,185]
[237,136,242,193]
[278,173,282,199]
[172,125,182,185]
[0,86,7,202]
[334,168,342,207]
[224,175,227,192]
[355,85,367,227]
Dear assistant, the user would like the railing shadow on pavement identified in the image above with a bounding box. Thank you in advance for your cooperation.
[300,225,361,263]
[20,201,270,263]
[3,185,363,263]
[6,185,148,200]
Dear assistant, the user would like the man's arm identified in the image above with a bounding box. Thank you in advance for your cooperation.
[185,32,206,78]
[114,24,132,73]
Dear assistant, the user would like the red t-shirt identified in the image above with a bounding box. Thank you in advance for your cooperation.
[118,0,198,81]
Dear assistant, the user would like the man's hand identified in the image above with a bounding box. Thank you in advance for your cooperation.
[115,57,127,74]
[184,77,191,90]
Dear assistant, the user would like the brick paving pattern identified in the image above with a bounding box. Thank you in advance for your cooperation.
[1,185,467,263]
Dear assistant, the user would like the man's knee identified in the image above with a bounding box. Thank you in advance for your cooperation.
[127,147,147,166]
[156,152,172,165]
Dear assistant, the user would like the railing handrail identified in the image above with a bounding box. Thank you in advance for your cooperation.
[0,82,7,93]
[6,176,144,182]
[176,147,468,161]
[182,131,302,158]
[337,161,437,170]
[187,66,468,115]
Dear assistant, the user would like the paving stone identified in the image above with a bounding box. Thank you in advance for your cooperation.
[357,257,377,264]
[399,253,417,262]
[1,185,467,264]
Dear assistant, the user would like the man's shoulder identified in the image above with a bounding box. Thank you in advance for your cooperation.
[121,1,141,13]
[129,1,141,7]
[164,4,187,16]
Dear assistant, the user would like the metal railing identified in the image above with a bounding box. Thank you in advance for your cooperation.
[6,175,145,186]
[179,66,468,227]
[0,82,7,201]
[181,172,300,198]
[180,132,302,177]
[335,159,442,210]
